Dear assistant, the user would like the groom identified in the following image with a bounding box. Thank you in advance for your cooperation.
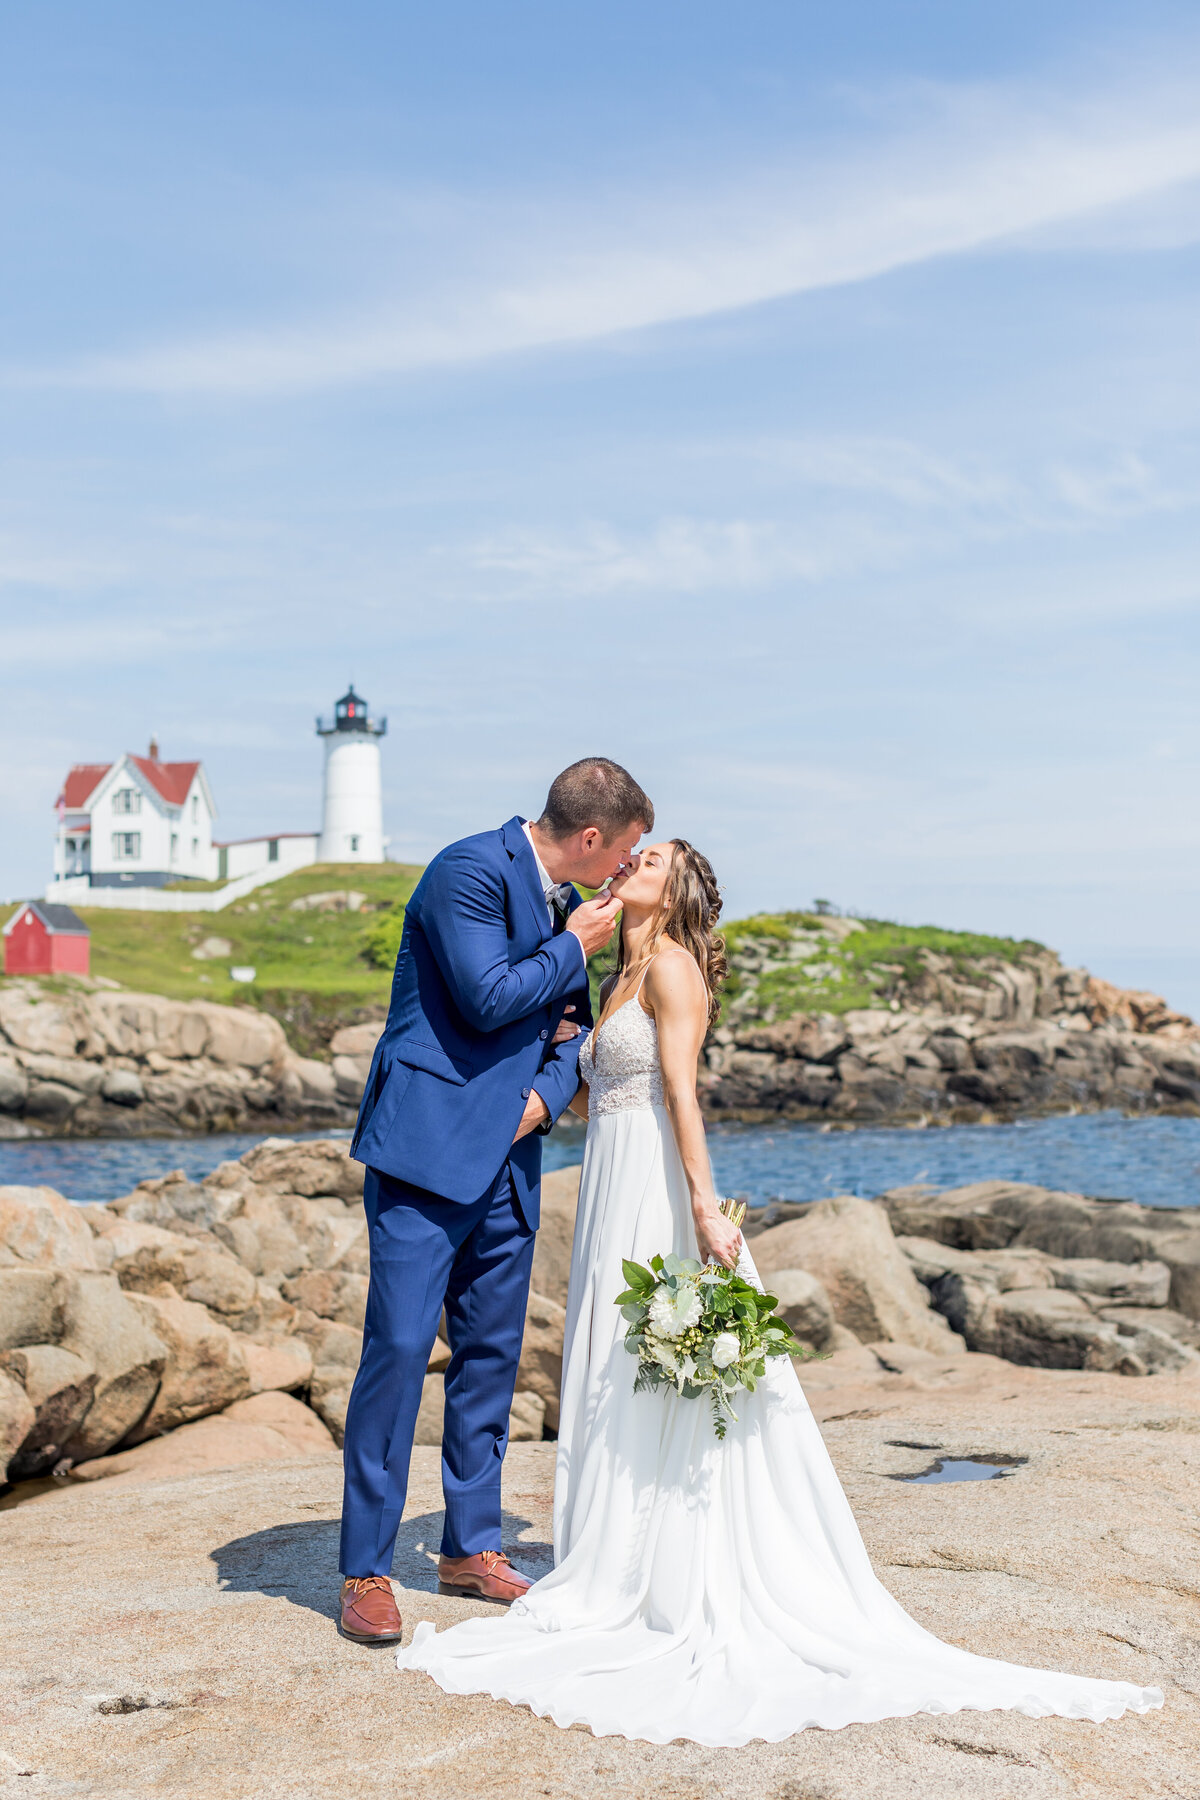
[338,757,654,1642]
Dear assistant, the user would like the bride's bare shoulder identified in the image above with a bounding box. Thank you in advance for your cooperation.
[644,941,707,1010]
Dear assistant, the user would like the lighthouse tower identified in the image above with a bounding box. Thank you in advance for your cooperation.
[316,686,387,863]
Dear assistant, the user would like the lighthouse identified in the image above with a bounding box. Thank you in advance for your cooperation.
[316,686,387,863]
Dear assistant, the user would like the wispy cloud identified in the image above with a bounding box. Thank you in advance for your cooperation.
[460,434,1197,598]
[16,66,1200,398]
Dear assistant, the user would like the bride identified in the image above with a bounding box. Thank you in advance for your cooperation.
[396,840,1163,1745]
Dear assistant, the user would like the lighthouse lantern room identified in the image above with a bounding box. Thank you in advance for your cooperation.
[316,686,387,863]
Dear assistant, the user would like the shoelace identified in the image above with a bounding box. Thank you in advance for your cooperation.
[345,1576,392,1596]
[479,1551,511,1572]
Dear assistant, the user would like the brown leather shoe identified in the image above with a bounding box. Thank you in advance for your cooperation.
[339,1576,403,1644]
[437,1550,532,1605]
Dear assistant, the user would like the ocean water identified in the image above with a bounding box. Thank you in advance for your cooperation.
[3,1110,1200,1210]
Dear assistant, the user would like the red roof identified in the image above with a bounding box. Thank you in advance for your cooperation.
[57,756,202,811]
[127,756,201,806]
[59,764,111,809]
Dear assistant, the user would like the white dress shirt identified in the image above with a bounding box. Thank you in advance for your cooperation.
[522,820,584,968]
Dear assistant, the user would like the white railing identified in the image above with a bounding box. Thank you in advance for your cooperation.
[44,862,307,913]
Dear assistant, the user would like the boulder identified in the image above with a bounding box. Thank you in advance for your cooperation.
[67,1391,336,1487]
[0,1062,29,1112]
[83,992,206,1060]
[108,1225,259,1322]
[897,1235,1055,1294]
[123,1293,252,1441]
[0,1267,66,1350]
[0,989,84,1056]
[287,1200,366,1273]
[1102,1318,1200,1375]
[509,1391,546,1441]
[752,1197,964,1354]
[332,1055,369,1102]
[282,1056,339,1104]
[1049,1258,1171,1306]
[1148,1233,1200,1321]
[0,1345,96,1479]
[100,1070,145,1106]
[19,1054,105,1096]
[970,1288,1149,1374]
[192,1003,287,1070]
[239,1138,364,1201]
[280,1270,368,1328]
[1097,1304,1200,1350]
[302,1319,363,1445]
[0,1184,103,1270]
[531,1165,581,1309]
[217,1191,309,1283]
[329,1023,384,1057]
[0,1368,36,1480]
[58,1272,168,1462]
[760,1268,836,1351]
[880,1182,1027,1251]
[191,936,232,961]
[414,1372,444,1447]
[105,1172,244,1233]
[517,1292,566,1431]
[243,1336,313,1394]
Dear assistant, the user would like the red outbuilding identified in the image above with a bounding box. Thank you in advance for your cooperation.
[3,901,90,977]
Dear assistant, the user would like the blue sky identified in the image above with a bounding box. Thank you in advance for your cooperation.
[4,3,1200,1007]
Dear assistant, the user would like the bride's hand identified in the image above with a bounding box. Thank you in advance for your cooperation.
[694,1206,742,1270]
[552,1006,580,1046]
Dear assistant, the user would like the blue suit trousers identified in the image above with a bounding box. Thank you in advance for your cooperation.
[338,1162,536,1577]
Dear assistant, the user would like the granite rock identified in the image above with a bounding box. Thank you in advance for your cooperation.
[753,1196,965,1354]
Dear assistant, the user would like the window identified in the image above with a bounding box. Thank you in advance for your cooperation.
[113,788,141,815]
[349,835,360,853]
[170,834,179,861]
[192,795,200,823]
[191,838,199,858]
[112,832,141,860]
[268,838,279,862]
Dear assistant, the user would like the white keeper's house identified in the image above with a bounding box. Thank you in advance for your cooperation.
[54,741,220,889]
[46,687,388,912]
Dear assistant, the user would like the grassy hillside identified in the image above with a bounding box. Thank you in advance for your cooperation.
[720,911,1048,1024]
[76,863,421,1054]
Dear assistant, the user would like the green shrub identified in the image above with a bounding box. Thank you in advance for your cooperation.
[361,904,407,970]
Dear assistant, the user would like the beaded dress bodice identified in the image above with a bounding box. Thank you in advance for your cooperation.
[578,994,663,1116]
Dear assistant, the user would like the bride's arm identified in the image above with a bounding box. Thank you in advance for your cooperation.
[647,952,742,1270]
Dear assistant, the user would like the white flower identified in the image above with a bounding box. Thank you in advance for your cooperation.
[648,1282,703,1340]
[644,1331,679,1374]
[711,1331,740,1370]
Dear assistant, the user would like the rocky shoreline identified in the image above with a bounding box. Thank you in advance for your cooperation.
[5,1138,1200,1498]
[0,982,369,1140]
[3,940,1200,1143]
[702,916,1200,1124]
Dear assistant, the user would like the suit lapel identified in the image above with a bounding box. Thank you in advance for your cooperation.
[500,815,553,946]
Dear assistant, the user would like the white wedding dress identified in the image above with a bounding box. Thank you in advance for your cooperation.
[395,987,1164,1745]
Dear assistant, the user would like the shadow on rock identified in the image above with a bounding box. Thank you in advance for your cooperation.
[210,1508,553,1620]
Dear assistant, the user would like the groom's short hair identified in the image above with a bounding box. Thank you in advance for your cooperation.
[538,758,654,842]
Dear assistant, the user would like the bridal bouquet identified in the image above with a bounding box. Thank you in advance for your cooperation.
[615,1205,806,1439]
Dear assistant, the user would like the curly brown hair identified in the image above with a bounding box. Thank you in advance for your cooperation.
[618,838,727,1029]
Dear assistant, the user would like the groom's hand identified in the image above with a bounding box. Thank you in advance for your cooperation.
[567,891,621,957]
[512,1090,550,1142]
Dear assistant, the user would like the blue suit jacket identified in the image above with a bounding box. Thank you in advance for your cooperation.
[350,817,591,1227]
